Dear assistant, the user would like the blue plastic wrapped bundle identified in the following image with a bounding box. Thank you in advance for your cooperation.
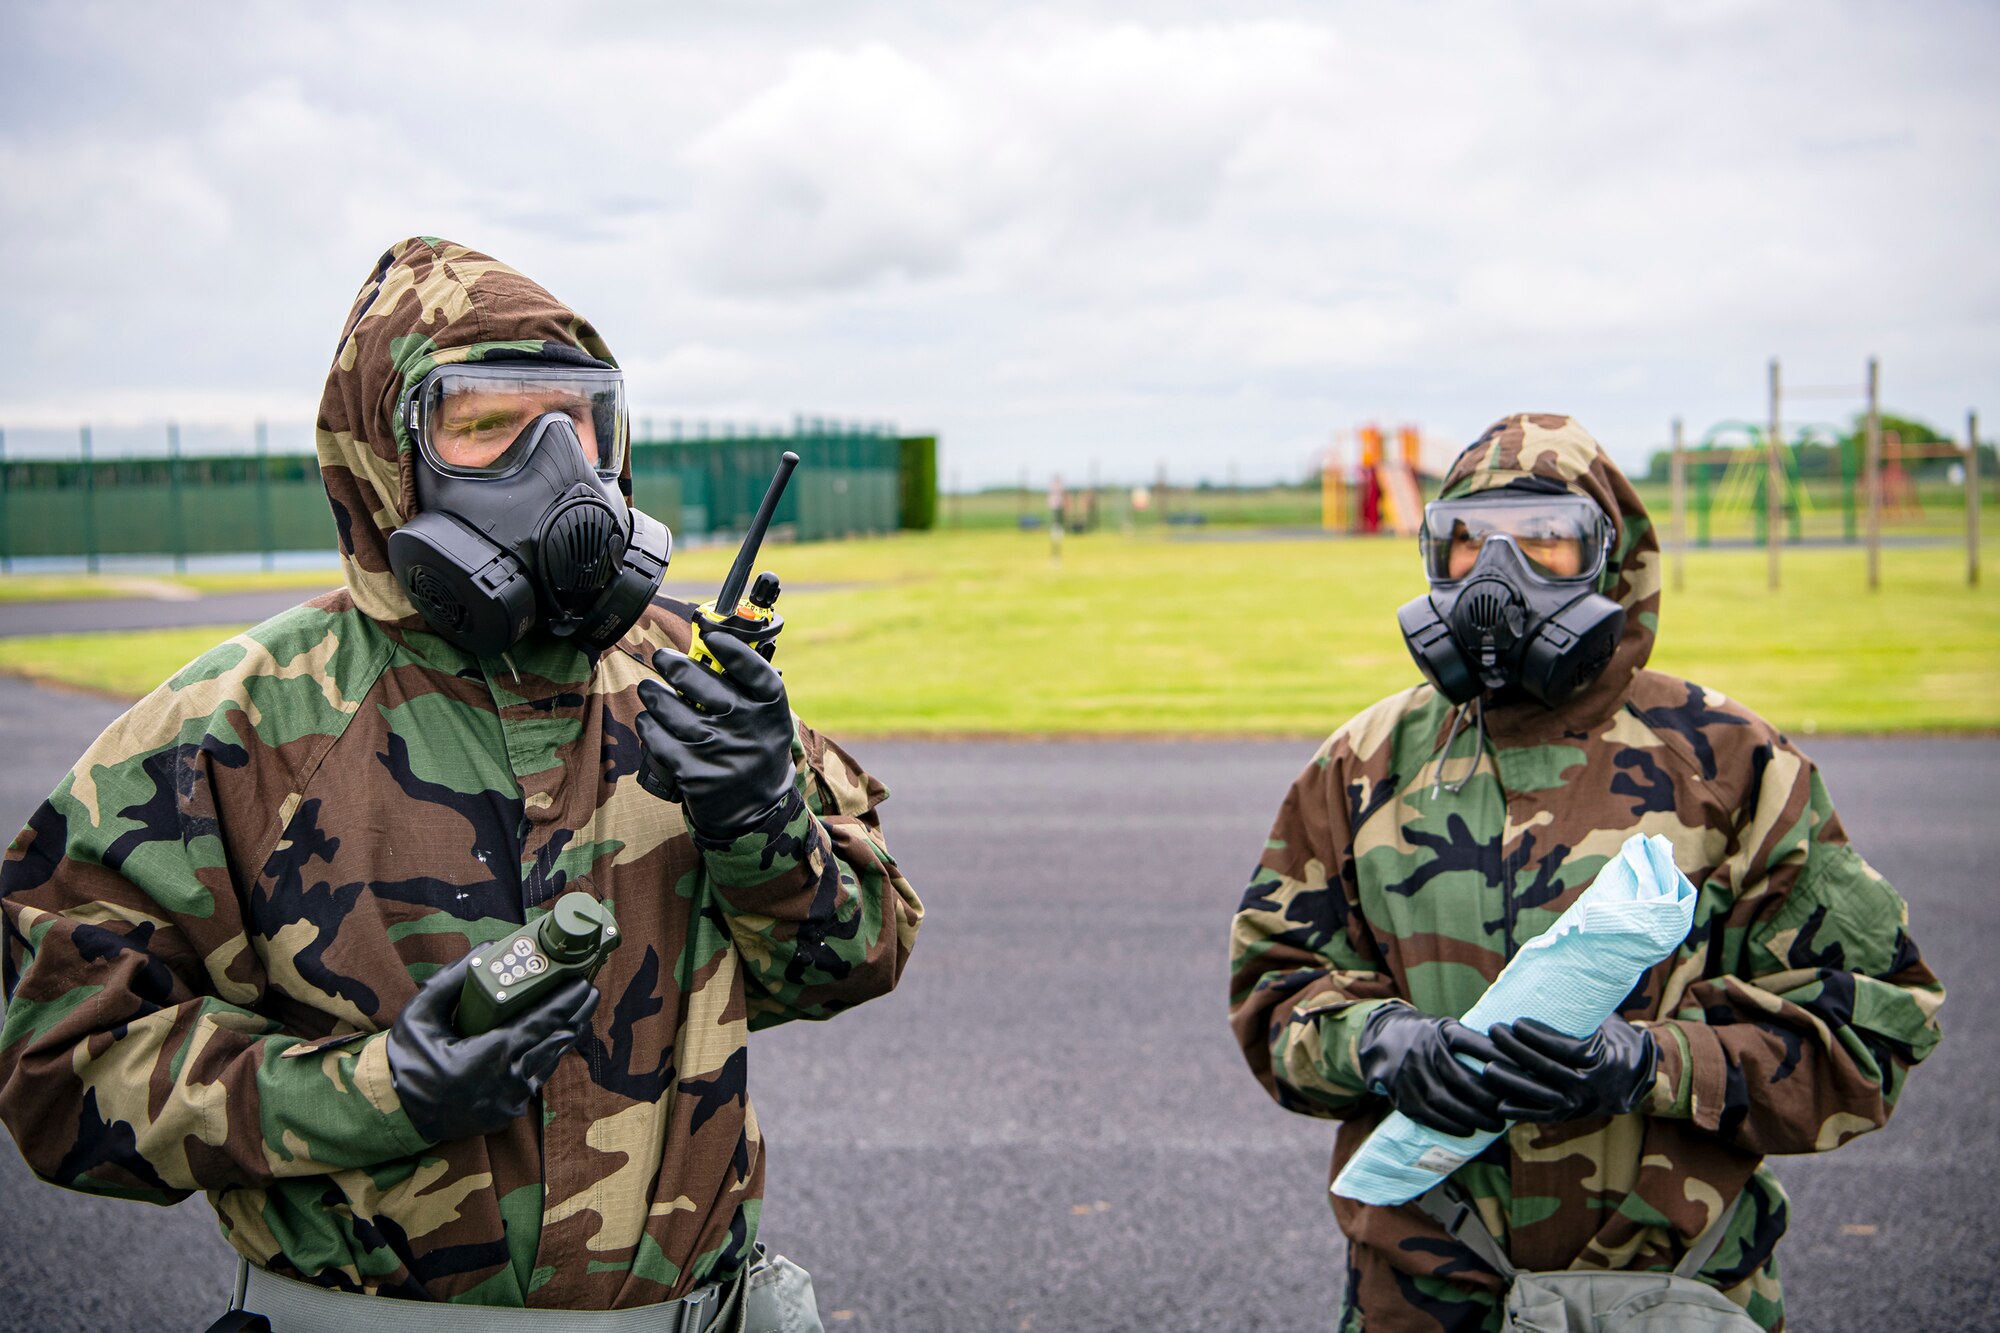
[1332,832,1699,1206]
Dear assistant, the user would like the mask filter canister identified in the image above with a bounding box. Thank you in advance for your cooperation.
[389,409,669,658]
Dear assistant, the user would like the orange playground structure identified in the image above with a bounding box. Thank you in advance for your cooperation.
[1323,424,1425,535]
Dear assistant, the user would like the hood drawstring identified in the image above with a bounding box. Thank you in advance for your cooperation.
[1429,696,1487,799]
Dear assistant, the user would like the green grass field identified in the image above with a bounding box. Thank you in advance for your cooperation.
[2,529,1993,735]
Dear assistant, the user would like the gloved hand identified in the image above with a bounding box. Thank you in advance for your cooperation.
[636,632,798,841]
[1475,1015,1658,1122]
[385,952,601,1144]
[1354,1001,1509,1138]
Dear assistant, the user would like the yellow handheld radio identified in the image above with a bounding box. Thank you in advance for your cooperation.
[636,451,798,803]
[686,450,799,673]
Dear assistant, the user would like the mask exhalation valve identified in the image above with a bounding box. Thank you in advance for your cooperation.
[541,495,626,618]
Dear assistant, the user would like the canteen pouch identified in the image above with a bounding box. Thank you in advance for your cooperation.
[1501,1271,1761,1331]
[741,1246,825,1333]
[1418,1183,1759,1333]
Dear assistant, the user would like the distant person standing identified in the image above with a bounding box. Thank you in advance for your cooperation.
[1229,413,1942,1330]
[1049,473,1066,558]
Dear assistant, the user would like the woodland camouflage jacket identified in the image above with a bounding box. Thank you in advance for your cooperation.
[0,238,922,1309]
[1229,414,1943,1332]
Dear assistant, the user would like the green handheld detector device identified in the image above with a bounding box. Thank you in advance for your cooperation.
[637,451,799,803]
[456,891,621,1036]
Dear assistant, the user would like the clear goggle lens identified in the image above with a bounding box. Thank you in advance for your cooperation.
[408,365,626,478]
[1420,494,1611,583]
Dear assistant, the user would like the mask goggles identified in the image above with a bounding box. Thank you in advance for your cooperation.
[1418,492,1613,588]
[401,363,626,479]
[1397,490,1624,708]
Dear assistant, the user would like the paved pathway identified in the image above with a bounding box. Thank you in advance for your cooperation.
[0,583,732,637]
[0,680,1989,1329]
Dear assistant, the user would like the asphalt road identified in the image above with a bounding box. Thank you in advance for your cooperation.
[0,679,1991,1331]
[0,582,730,637]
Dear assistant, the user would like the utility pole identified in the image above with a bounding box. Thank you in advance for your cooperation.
[1865,356,1882,591]
[1670,417,1686,593]
[1767,358,1783,590]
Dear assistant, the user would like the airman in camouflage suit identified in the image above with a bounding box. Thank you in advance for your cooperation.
[1229,414,1943,1330]
[0,238,922,1310]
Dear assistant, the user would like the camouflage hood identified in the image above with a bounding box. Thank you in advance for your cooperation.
[314,237,621,628]
[1437,412,1661,740]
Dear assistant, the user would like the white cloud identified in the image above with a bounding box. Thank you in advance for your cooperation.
[1,0,1996,485]
[677,43,990,293]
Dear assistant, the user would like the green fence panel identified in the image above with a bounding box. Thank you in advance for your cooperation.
[627,468,685,538]
[628,431,901,542]
[899,435,938,529]
[1,422,915,563]
[3,486,93,558]
[0,473,334,558]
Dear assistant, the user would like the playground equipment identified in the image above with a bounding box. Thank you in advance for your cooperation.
[1321,423,1425,536]
[1679,421,1818,548]
[1664,357,1983,590]
[1870,430,1972,521]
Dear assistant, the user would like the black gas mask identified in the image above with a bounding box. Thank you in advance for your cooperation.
[1396,490,1624,707]
[386,363,670,659]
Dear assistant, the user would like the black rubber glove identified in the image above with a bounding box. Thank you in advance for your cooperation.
[1476,1015,1658,1122]
[1354,1001,1509,1138]
[636,632,798,842]
[384,952,601,1144]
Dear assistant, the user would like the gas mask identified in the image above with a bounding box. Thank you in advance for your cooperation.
[386,362,671,659]
[1396,490,1624,707]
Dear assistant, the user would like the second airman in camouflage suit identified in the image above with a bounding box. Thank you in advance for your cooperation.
[1230,414,1943,1330]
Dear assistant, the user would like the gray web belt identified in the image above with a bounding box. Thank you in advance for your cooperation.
[234,1258,741,1333]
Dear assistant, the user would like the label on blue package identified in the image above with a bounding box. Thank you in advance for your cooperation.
[1414,1147,1468,1174]
[1331,832,1699,1207]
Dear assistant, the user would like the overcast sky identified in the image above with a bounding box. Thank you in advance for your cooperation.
[3,0,1995,485]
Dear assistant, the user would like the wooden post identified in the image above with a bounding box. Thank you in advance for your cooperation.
[1968,409,1981,588]
[1322,445,1343,533]
[1670,417,1686,593]
[1767,358,1782,590]
[1865,356,1882,591]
